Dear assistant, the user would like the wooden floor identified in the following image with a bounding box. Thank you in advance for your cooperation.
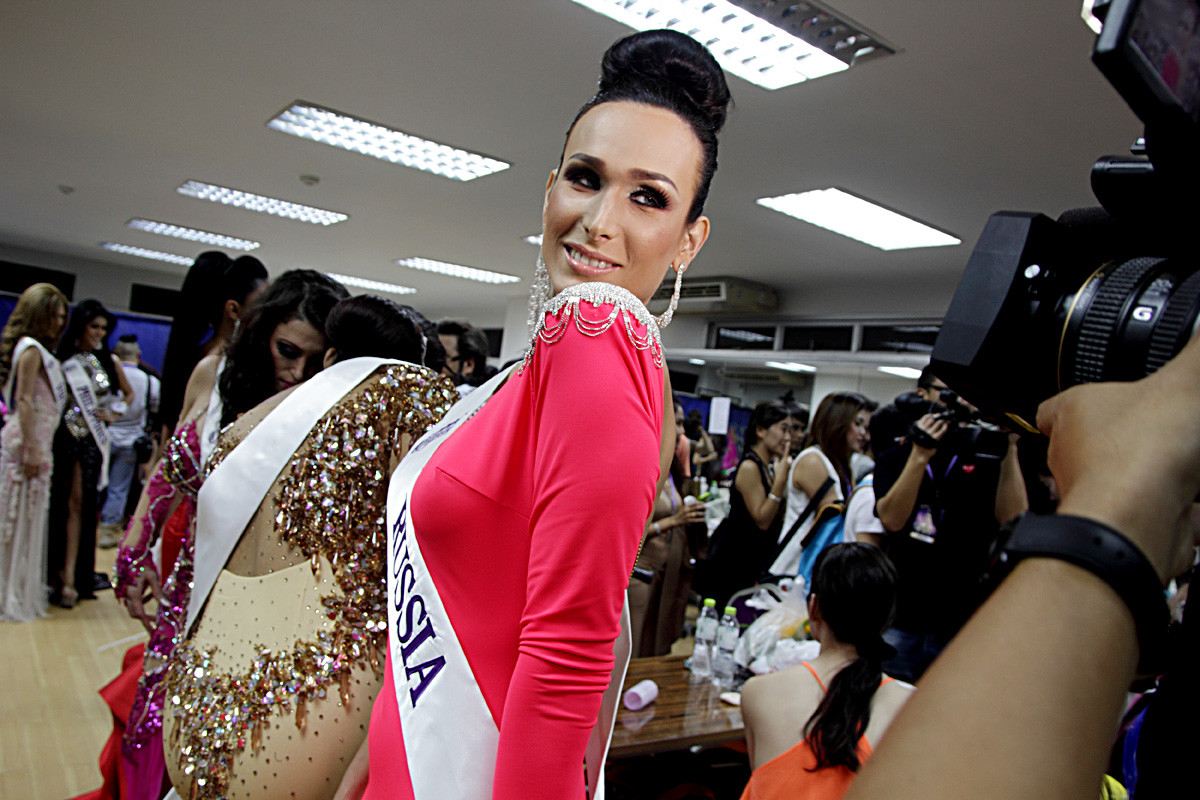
[0,547,146,800]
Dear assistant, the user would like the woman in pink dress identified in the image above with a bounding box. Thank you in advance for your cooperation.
[0,283,68,621]
[341,28,731,800]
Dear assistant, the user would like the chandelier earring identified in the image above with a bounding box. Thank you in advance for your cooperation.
[527,252,553,339]
[655,263,686,329]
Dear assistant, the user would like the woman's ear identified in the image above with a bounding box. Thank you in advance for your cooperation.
[224,298,242,322]
[675,215,711,270]
[542,169,557,216]
[323,348,338,369]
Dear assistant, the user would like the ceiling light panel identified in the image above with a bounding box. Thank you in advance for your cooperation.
[524,234,543,246]
[327,272,417,296]
[766,361,817,372]
[572,0,876,89]
[177,180,348,226]
[127,218,260,251]
[395,257,521,285]
[100,242,194,266]
[757,188,960,250]
[877,366,922,379]
[268,102,510,181]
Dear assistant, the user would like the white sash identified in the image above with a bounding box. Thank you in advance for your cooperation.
[4,337,67,415]
[385,365,631,800]
[198,356,226,468]
[187,357,391,635]
[62,354,112,491]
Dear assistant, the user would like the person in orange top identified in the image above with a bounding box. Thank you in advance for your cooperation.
[740,544,914,800]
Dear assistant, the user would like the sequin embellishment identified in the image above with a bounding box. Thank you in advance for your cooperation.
[163,365,457,800]
[524,282,663,370]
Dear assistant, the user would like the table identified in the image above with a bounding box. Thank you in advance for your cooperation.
[608,654,744,758]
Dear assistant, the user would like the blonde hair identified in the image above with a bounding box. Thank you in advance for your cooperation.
[0,283,68,387]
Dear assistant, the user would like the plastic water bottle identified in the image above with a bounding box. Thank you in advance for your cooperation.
[690,598,719,682]
[711,605,740,690]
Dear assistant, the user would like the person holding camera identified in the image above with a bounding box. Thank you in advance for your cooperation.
[871,367,1027,682]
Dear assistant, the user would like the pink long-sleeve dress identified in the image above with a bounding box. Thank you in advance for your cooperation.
[364,289,665,800]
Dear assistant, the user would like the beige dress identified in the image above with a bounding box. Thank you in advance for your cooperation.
[162,364,457,800]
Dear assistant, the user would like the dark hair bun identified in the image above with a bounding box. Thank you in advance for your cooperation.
[599,29,730,134]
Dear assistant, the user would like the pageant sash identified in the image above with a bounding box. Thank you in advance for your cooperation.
[62,354,112,491]
[4,337,67,414]
[187,357,391,635]
[198,356,226,468]
[385,364,632,800]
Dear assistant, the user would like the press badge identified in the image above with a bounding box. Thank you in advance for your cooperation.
[910,505,937,544]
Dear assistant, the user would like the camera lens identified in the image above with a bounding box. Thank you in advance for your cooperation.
[1059,256,1200,388]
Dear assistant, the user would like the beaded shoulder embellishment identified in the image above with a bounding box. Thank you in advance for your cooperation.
[523,282,663,370]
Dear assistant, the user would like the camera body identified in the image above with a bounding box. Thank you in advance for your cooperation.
[890,392,1010,460]
[930,0,1200,430]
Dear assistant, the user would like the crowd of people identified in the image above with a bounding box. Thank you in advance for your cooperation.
[0,25,1195,800]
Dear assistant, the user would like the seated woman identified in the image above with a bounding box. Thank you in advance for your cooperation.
[739,543,914,800]
[161,296,458,800]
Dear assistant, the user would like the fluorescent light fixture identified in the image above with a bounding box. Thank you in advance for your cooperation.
[177,180,348,226]
[1081,0,1104,34]
[327,272,416,296]
[571,0,849,89]
[766,361,817,373]
[524,234,543,246]
[877,366,922,379]
[688,358,707,366]
[394,257,520,285]
[100,242,194,266]
[267,102,510,181]
[719,328,775,343]
[127,218,260,251]
[757,188,960,250]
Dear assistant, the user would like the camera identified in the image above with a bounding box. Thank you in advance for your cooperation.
[887,391,1010,459]
[929,0,1200,432]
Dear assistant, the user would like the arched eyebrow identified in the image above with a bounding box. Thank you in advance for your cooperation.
[565,153,678,192]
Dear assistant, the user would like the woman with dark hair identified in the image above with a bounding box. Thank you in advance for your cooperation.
[685,407,720,484]
[771,392,870,577]
[740,543,914,800]
[157,252,267,440]
[336,28,730,800]
[0,283,68,621]
[105,270,346,800]
[48,298,134,606]
[159,295,457,800]
[702,400,794,606]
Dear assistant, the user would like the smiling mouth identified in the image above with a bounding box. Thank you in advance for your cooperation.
[565,244,620,273]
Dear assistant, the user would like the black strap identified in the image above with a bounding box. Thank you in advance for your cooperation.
[769,476,834,566]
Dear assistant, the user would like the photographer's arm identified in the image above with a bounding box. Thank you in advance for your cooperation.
[874,415,945,532]
[993,435,1028,526]
[844,337,1200,800]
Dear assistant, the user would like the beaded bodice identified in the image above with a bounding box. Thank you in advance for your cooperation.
[63,351,111,438]
[525,282,663,370]
[161,417,204,498]
[164,363,458,800]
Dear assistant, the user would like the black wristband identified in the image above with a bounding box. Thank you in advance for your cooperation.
[985,513,1169,675]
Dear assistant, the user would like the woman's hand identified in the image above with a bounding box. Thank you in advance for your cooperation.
[21,454,45,479]
[121,568,164,633]
[771,435,793,478]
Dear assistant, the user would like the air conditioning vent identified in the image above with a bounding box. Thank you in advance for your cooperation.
[649,276,777,315]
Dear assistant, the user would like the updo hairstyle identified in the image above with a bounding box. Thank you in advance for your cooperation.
[568,29,732,222]
[744,399,790,450]
[324,295,442,371]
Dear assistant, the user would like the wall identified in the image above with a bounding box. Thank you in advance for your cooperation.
[1,243,183,312]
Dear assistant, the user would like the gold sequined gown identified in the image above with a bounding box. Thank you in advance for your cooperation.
[162,363,457,800]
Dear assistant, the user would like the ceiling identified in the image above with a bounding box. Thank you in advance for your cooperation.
[0,1,1142,326]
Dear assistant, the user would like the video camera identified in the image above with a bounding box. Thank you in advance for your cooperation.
[887,391,1011,459]
[930,0,1200,431]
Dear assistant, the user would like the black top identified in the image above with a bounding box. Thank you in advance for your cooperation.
[704,452,783,605]
[873,444,1005,634]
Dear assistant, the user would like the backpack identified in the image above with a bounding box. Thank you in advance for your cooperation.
[794,500,846,588]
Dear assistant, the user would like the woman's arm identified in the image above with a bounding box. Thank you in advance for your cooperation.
[112,352,134,404]
[176,354,220,428]
[14,348,46,478]
[790,449,839,509]
[845,334,1200,800]
[737,452,792,530]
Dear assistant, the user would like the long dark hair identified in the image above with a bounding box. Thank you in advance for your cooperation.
[804,543,898,772]
[56,299,121,390]
[804,392,868,493]
[567,29,731,223]
[324,295,441,369]
[217,270,347,426]
[159,252,268,429]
